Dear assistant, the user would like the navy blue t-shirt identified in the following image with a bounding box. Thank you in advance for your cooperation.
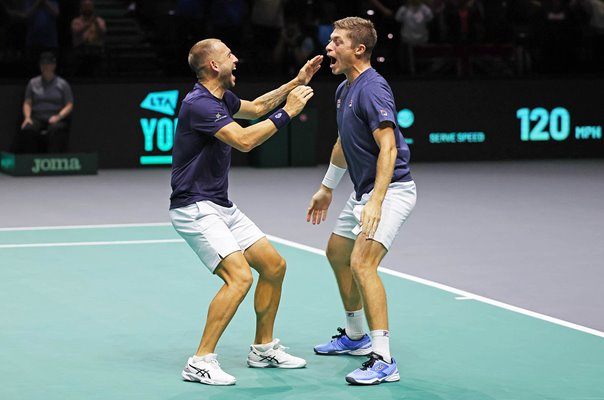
[335,68,412,200]
[170,83,241,209]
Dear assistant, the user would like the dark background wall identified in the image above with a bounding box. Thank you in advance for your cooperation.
[1,78,602,168]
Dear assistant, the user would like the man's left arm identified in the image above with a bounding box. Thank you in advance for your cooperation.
[49,102,73,124]
[361,122,398,239]
[49,82,74,124]
[234,55,322,120]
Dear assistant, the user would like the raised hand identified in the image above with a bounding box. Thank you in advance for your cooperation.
[296,55,323,85]
[283,85,314,118]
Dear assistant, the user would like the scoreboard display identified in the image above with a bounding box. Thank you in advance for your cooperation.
[390,79,603,161]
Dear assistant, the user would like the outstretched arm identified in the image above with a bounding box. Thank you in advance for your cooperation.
[216,86,314,152]
[307,137,347,225]
[234,55,322,120]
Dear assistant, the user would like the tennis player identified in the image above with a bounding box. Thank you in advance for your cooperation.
[170,38,321,385]
[306,17,416,385]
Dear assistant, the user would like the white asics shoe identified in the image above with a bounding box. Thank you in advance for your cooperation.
[181,353,236,385]
[247,339,307,368]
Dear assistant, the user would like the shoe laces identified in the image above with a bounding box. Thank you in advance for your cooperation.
[331,327,347,340]
[360,352,383,370]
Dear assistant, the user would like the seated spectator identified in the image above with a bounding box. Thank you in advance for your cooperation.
[71,0,106,76]
[13,52,74,154]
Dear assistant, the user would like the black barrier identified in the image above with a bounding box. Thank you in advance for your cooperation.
[249,108,318,168]
[0,79,601,168]
[0,152,98,176]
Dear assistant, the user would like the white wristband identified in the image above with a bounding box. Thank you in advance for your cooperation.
[321,163,347,189]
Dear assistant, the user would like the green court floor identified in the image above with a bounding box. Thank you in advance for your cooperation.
[1,225,603,400]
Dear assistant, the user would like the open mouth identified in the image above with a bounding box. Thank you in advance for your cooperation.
[328,55,337,67]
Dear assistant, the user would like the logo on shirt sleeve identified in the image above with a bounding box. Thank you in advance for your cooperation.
[379,109,388,117]
[337,99,341,109]
[215,112,227,122]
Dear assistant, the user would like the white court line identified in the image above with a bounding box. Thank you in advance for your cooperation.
[0,239,183,249]
[1,222,603,339]
[268,235,604,339]
[0,222,171,232]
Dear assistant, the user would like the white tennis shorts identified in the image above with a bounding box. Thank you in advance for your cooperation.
[333,180,417,250]
[169,200,265,273]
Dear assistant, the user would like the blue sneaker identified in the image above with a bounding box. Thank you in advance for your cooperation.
[345,352,400,385]
[313,327,372,355]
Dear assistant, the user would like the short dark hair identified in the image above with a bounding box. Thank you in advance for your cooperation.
[188,39,222,79]
[39,52,57,65]
[333,17,377,58]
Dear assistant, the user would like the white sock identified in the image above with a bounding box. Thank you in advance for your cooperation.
[252,339,276,352]
[192,353,215,363]
[345,309,366,340]
[370,330,391,363]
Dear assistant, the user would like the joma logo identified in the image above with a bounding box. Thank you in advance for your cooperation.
[32,158,82,173]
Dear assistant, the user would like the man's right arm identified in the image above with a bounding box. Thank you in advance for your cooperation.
[215,85,314,152]
[306,136,347,225]
[21,99,33,128]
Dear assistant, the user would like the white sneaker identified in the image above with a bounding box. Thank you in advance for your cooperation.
[181,353,236,385]
[247,339,307,368]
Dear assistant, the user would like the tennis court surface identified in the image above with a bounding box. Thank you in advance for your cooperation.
[1,224,603,400]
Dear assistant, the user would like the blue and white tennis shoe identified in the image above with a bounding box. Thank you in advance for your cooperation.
[313,327,372,355]
[345,352,400,385]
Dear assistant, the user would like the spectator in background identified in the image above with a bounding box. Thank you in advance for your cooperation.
[395,0,434,73]
[444,0,485,43]
[0,1,24,63]
[22,0,60,72]
[274,19,319,75]
[444,0,485,75]
[538,0,581,73]
[71,0,106,76]
[208,0,246,55]
[175,0,207,43]
[577,0,604,70]
[13,52,73,154]
[251,0,285,72]
[174,0,208,74]
[368,0,401,72]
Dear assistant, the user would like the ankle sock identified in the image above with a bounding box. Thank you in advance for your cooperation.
[370,330,391,363]
[345,309,366,340]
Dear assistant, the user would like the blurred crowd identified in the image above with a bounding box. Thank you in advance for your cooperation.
[1,0,604,79]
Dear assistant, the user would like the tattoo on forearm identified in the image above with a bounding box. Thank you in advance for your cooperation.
[255,82,295,115]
